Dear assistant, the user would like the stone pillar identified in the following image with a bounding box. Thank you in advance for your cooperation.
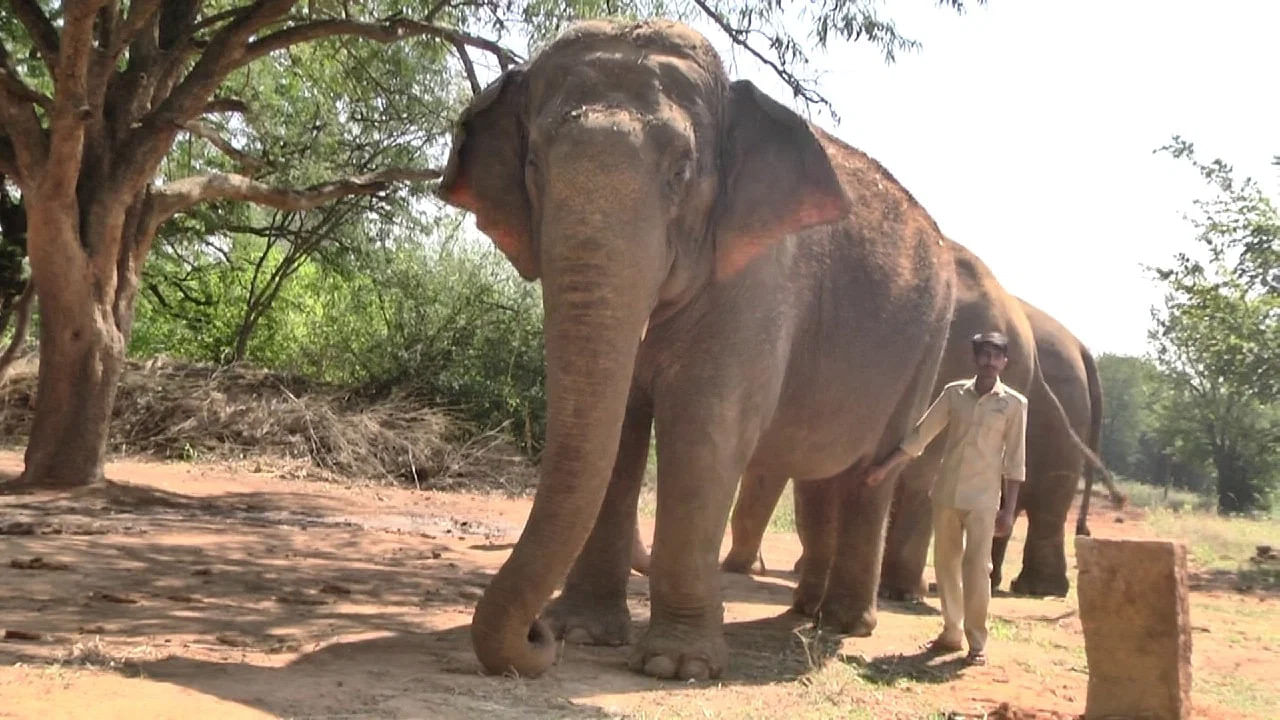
[1075,538,1192,720]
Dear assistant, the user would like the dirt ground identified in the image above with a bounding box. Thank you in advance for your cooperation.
[1,451,1275,719]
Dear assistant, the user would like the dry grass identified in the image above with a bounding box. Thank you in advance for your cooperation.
[0,355,536,493]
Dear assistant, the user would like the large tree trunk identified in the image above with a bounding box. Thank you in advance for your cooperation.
[16,199,138,489]
[21,303,126,487]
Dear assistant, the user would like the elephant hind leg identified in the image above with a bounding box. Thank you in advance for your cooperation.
[791,476,840,616]
[723,469,788,574]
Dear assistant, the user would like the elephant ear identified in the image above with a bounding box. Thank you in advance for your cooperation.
[437,67,539,280]
[714,80,850,279]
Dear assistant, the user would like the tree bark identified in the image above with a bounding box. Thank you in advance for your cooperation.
[19,298,126,488]
[14,202,132,489]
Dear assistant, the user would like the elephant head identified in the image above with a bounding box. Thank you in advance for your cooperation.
[437,19,849,678]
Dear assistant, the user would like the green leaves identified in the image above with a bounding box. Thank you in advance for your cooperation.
[1147,138,1280,512]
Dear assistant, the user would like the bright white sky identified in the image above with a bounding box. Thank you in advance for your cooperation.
[688,0,1279,356]
[470,1,1278,357]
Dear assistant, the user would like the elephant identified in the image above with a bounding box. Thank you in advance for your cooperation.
[709,240,1038,582]
[704,285,1120,600]
[437,19,957,681]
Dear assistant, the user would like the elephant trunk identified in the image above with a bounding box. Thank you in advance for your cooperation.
[471,222,656,678]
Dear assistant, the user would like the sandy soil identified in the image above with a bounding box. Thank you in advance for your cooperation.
[0,452,1273,719]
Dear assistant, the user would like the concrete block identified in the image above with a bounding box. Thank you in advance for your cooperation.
[1075,537,1192,720]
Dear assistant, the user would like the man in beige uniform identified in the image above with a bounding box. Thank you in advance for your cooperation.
[864,331,1027,666]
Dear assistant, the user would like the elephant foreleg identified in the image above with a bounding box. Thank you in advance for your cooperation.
[540,399,652,646]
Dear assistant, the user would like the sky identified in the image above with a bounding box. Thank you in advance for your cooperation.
[685,0,1280,356]
[460,0,1279,357]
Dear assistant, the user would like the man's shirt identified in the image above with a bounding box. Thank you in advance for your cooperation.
[899,377,1028,511]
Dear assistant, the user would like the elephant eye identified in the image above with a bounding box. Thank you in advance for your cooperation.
[667,156,692,192]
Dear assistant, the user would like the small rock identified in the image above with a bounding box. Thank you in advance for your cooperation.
[165,593,201,603]
[0,522,36,535]
[431,551,443,559]
[191,568,213,576]
[79,625,108,634]
[319,582,352,595]
[1114,516,1126,523]
[3,629,46,641]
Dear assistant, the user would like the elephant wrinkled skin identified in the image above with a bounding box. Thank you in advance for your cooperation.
[437,19,956,680]
[714,288,1109,600]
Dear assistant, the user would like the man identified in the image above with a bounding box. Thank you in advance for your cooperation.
[864,331,1027,666]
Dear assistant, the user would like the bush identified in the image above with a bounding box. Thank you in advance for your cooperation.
[132,229,547,456]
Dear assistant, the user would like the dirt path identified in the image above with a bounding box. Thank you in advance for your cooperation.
[1,452,1273,719]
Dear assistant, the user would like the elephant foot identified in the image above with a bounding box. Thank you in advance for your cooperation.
[814,595,877,636]
[628,620,728,681]
[790,582,824,617]
[878,583,925,603]
[990,571,1003,592]
[541,593,633,646]
[720,547,757,575]
[1010,573,1069,598]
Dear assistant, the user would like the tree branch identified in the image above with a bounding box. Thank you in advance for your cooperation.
[152,167,442,221]
[10,0,61,72]
[44,0,114,197]
[203,97,251,115]
[117,0,301,195]
[453,42,481,95]
[0,54,53,112]
[690,0,830,113]
[0,281,36,385]
[112,0,166,60]
[0,43,50,187]
[0,135,17,177]
[239,17,521,71]
[183,120,265,174]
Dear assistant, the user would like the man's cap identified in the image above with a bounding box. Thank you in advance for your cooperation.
[970,331,1009,351]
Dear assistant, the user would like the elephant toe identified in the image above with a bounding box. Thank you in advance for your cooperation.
[541,594,632,646]
[816,597,877,637]
[878,584,924,603]
[720,552,755,575]
[629,624,727,681]
[1011,574,1069,597]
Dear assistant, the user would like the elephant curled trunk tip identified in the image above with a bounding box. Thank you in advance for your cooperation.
[471,596,558,677]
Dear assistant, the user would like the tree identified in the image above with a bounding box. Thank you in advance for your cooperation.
[1150,138,1280,512]
[0,0,981,489]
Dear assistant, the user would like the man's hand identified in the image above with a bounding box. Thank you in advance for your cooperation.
[864,463,891,487]
[994,509,1015,538]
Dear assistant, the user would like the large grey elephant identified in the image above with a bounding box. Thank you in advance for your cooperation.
[710,240,1038,582]
[707,287,1119,600]
[437,19,957,680]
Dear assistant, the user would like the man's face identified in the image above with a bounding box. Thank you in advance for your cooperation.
[973,344,1008,380]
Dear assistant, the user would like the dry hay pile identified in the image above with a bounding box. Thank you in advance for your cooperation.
[0,355,535,493]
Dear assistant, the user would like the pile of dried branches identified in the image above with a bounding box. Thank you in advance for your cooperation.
[0,356,535,493]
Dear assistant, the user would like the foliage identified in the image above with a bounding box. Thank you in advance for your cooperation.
[133,226,548,455]
[1147,138,1280,512]
[1096,353,1213,493]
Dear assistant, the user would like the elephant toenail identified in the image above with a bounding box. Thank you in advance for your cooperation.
[679,658,711,681]
[644,655,678,678]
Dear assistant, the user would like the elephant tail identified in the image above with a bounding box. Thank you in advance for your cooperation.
[1073,346,1121,535]
[1028,345,1124,533]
